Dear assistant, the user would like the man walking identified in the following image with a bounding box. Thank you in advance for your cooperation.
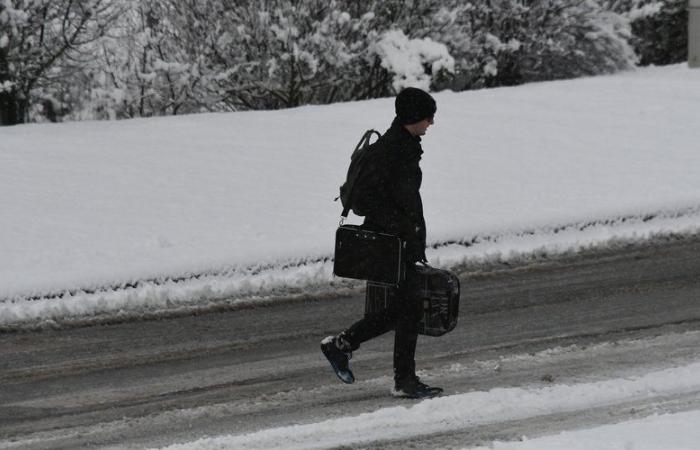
[322,87,442,399]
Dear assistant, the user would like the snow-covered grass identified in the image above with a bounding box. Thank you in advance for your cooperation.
[1,64,699,326]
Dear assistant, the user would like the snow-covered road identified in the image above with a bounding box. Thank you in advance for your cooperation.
[2,235,700,449]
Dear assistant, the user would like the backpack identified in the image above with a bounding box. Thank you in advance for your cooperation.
[337,129,382,219]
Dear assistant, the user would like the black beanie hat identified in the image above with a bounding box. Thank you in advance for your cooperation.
[395,87,437,125]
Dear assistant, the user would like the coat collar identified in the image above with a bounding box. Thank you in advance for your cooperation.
[388,117,422,144]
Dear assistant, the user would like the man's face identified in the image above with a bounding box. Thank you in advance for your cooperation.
[413,116,434,136]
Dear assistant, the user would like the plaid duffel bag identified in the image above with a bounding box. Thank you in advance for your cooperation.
[365,264,460,337]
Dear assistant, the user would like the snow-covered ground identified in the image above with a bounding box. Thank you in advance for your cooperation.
[157,360,700,450]
[1,64,699,328]
[4,67,700,448]
[144,331,700,450]
[468,411,700,450]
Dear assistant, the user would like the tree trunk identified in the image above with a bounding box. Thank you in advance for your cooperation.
[0,90,20,125]
[0,49,20,125]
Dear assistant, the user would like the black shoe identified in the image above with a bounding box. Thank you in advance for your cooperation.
[392,375,443,399]
[321,335,355,384]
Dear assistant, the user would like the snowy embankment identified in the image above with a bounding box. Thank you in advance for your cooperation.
[158,360,700,450]
[468,411,700,450]
[1,64,699,326]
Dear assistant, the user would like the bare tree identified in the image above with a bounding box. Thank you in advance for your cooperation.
[0,0,121,125]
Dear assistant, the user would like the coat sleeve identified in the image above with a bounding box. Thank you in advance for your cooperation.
[388,155,427,262]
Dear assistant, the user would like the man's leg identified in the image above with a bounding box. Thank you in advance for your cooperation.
[344,311,395,351]
[393,266,421,382]
[393,319,419,381]
[322,308,397,384]
[392,266,443,398]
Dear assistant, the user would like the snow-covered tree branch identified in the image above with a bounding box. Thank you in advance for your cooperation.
[0,0,687,124]
[0,0,121,124]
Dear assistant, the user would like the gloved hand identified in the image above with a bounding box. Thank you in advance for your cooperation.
[419,251,428,264]
[406,240,428,265]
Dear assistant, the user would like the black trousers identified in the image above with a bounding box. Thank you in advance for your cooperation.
[343,265,422,381]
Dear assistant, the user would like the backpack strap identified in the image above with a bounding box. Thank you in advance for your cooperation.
[341,129,381,219]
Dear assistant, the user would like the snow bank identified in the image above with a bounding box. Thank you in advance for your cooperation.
[2,205,700,329]
[468,410,700,450]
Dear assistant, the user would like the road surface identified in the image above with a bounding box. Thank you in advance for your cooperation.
[2,235,700,449]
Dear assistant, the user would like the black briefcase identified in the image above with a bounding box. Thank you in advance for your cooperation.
[365,265,460,336]
[333,224,406,285]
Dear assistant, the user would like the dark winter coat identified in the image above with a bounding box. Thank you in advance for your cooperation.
[362,118,427,263]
